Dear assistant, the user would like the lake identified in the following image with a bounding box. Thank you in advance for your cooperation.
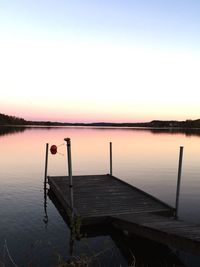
[0,126,200,266]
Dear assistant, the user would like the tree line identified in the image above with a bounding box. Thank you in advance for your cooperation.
[1,113,200,128]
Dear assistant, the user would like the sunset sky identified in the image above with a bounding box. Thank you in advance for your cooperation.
[1,0,200,122]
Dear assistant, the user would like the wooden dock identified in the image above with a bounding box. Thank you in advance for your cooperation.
[112,213,200,256]
[48,174,200,256]
[48,174,174,223]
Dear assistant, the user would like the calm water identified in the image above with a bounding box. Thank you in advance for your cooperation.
[1,126,200,266]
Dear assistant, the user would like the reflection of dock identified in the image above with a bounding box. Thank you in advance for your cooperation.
[48,174,200,256]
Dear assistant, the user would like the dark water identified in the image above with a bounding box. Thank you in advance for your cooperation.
[0,126,200,266]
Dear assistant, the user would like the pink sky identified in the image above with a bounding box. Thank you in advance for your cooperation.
[1,1,200,123]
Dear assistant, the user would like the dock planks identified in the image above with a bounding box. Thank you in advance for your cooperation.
[48,174,200,255]
[111,213,200,255]
[48,174,174,223]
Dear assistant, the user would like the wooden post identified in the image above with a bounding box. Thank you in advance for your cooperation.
[44,143,49,185]
[110,142,113,175]
[175,146,184,219]
[64,138,74,214]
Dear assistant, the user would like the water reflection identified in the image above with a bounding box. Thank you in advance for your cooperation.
[47,188,186,267]
[43,178,48,227]
[149,128,200,137]
[1,125,200,138]
[0,126,27,136]
[47,190,75,256]
[1,126,200,266]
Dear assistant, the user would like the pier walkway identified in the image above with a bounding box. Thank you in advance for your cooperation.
[48,174,174,224]
[48,174,200,255]
[112,213,200,256]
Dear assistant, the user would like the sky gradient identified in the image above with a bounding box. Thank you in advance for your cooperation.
[1,0,200,122]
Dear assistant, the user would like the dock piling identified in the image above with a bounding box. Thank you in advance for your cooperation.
[110,142,113,175]
[44,143,49,185]
[175,146,184,219]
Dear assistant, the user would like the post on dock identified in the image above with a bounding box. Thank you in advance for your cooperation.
[44,143,49,185]
[110,142,113,175]
[64,138,74,214]
[175,146,184,219]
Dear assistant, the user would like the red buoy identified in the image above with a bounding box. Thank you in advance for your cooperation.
[50,145,57,155]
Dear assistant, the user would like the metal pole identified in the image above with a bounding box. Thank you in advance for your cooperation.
[44,143,49,184]
[64,138,74,214]
[175,146,184,219]
[110,142,113,175]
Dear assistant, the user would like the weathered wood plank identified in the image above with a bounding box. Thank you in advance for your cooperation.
[48,174,200,255]
[48,174,174,219]
[111,213,200,255]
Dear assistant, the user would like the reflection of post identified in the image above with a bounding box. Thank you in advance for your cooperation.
[110,142,113,175]
[43,180,48,227]
[64,138,74,216]
[175,146,184,219]
[69,229,75,256]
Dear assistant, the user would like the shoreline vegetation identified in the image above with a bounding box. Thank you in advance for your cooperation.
[1,112,200,129]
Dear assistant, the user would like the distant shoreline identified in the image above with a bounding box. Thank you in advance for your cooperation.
[1,113,200,129]
[2,124,200,139]
[2,124,200,131]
